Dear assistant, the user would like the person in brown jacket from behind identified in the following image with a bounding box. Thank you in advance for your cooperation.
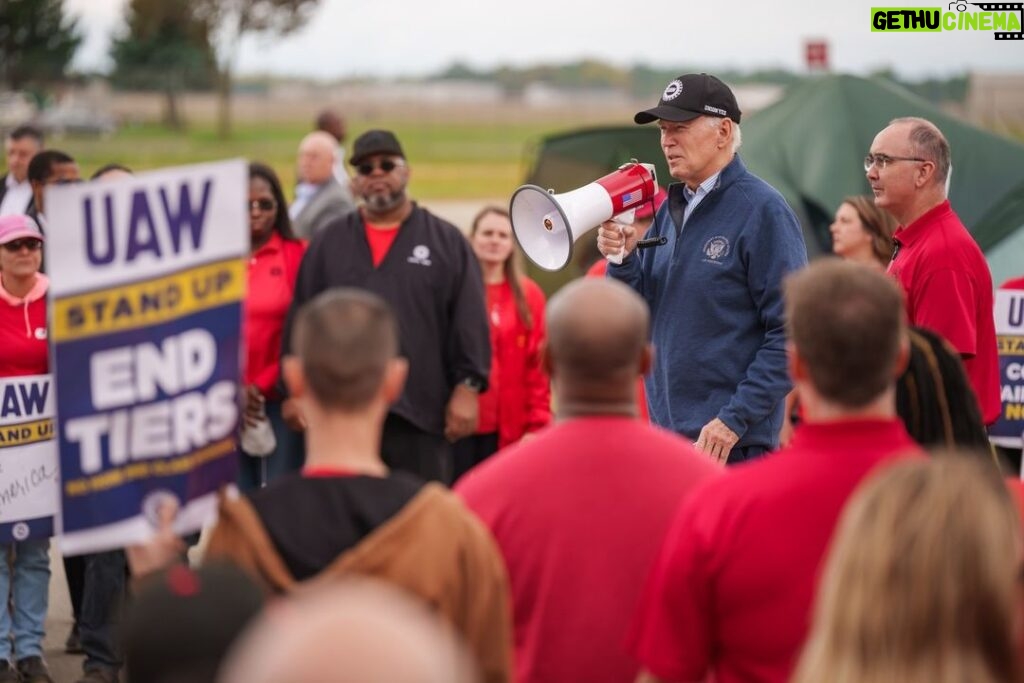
[205,288,512,683]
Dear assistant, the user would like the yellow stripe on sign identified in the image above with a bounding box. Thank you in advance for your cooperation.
[0,418,55,449]
[52,259,245,342]
[63,437,235,496]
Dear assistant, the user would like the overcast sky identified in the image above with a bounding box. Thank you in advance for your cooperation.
[65,0,1023,80]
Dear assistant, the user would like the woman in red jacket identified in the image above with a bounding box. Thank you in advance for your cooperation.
[452,207,551,482]
[0,214,54,682]
[240,163,308,490]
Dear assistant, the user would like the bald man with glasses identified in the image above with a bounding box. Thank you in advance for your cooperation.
[867,116,999,426]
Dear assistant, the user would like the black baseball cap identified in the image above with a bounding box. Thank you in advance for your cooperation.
[349,129,405,165]
[634,73,742,125]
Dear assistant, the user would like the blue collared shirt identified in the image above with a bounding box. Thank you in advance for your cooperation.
[681,170,722,229]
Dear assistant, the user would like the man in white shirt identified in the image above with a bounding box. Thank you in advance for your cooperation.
[0,126,43,217]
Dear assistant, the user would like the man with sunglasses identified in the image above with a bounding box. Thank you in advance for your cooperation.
[290,131,354,239]
[868,116,999,427]
[283,129,490,484]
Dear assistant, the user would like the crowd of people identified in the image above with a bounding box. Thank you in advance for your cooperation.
[0,71,1021,683]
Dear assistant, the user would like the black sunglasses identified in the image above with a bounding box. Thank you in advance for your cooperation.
[249,199,277,212]
[2,238,43,252]
[355,159,404,176]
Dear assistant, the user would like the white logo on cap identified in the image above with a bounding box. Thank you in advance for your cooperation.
[662,80,684,101]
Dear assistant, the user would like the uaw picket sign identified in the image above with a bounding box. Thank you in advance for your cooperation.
[991,287,1024,450]
[46,159,247,555]
[0,374,58,542]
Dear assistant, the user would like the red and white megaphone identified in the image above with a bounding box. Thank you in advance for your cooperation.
[509,161,658,271]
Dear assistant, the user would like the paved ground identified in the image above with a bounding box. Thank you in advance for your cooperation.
[41,547,81,683]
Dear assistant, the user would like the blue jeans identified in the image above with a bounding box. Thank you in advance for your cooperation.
[79,550,127,672]
[238,400,305,491]
[0,540,50,661]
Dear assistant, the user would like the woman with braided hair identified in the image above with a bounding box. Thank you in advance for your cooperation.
[896,326,992,452]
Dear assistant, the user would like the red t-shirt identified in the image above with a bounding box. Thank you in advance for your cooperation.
[629,419,922,683]
[245,233,306,397]
[0,275,48,376]
[365,222,401,267]
[456,416,720,683]
[887,200,1000,424]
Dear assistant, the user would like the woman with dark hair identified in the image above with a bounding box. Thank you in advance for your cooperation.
[452,207,550,481]
[240,162,307,489]
[896,326,993,453]
[830,195,897,270]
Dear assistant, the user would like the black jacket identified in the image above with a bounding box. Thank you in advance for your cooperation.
[283,203,490,435]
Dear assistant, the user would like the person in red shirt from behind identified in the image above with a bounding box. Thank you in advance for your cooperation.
[457,278,720,683]
[868,117,1000,425]
[630,260,923,683]
[452,207,550,482]
[240,163,307,490]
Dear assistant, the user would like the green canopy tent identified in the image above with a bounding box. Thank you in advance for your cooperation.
[522,74,1024,290]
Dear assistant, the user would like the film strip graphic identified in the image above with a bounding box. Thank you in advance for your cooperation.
[969,2,1024,39]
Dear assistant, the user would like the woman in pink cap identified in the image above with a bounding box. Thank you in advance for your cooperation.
[0,213,54,683]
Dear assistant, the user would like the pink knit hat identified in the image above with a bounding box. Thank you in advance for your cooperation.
[0,214,44,245]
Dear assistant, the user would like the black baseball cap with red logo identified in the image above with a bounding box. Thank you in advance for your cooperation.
[634,73,742,125]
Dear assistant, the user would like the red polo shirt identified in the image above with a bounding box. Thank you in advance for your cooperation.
[887,200,1000,424]
[628,419,922,683]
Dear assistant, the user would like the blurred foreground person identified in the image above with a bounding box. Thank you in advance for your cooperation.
[630,260,922,683]
[123,563,263,683]
[458,278,719,683]
[208,289,511,682]
[219,579,479,683]
[792,456,1023,683]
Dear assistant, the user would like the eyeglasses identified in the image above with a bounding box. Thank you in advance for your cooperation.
[2,238,43,252]
[48,177,82,186]
[249,199,277,212]
[355,159,405,176]
[864,153,928,172]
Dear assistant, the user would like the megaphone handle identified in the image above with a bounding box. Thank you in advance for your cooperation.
[604,224,625,265]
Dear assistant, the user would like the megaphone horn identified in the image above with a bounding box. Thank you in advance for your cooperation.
[509,161,658,272]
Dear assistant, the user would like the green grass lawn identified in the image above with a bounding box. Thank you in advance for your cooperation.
[51,119,581,200]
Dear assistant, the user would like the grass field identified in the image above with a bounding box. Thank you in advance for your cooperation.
[52,118,596,200]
